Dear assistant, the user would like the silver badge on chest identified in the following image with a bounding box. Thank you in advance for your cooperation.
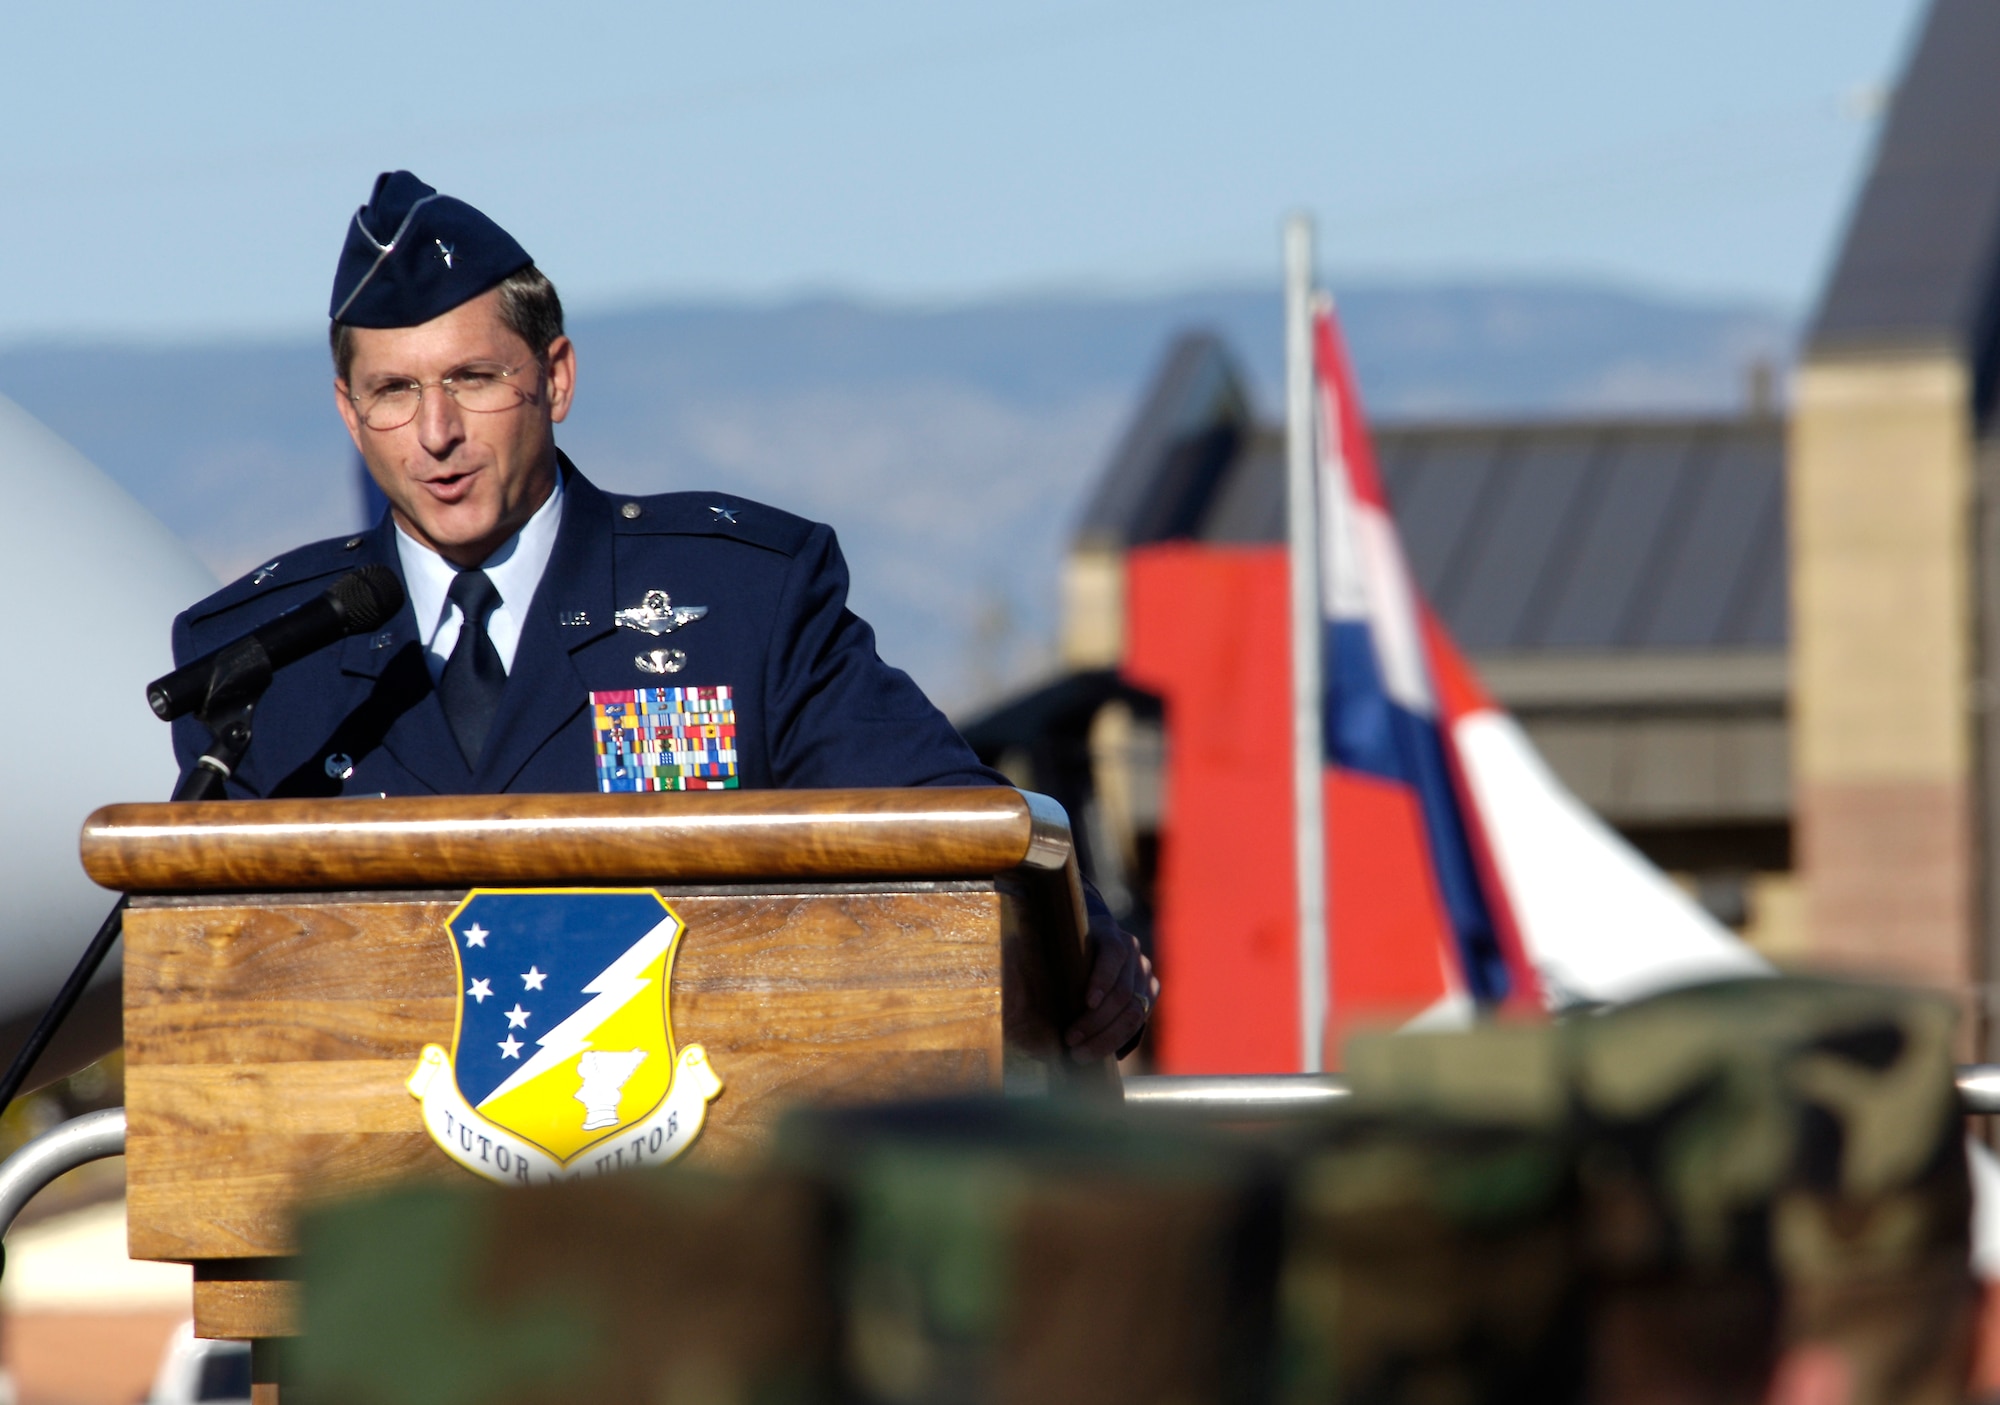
[614,589,707,637]
[635,648,687,675]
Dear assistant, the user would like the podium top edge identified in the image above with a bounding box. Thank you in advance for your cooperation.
[81,787,1073,894]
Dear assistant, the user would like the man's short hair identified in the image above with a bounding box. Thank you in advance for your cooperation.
[330,264,565,382]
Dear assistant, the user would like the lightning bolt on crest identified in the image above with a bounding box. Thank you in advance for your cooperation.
[481,915,678,1106]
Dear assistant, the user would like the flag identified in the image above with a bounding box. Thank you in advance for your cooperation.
[1312,298,1764,1015]
[1422,615,1768,1005]
[1312,302,1539,1015]
[1121,304,1765,1072]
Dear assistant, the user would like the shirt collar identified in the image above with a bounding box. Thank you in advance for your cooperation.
[394,464,567,637]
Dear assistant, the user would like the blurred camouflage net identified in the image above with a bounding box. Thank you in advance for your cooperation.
[289,976,1979,1405]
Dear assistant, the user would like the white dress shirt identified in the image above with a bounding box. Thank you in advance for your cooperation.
[395,469,566,682]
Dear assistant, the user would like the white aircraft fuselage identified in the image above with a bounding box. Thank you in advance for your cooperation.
[0,393,215,1086]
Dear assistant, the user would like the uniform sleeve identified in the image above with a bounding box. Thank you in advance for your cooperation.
[166,610,206,793]
[761,527,1128,948]
[762,523,1008,790]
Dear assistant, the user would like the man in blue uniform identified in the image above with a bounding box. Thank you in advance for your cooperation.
[169,171,1153,1060]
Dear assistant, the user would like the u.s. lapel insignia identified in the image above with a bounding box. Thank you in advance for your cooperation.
[614,589,707,636]
[407,889,723,1185]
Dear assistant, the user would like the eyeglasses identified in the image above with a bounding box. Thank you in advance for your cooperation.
[348,361,541,431]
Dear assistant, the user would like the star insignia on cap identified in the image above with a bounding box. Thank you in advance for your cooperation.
[709,505,738,523]
[434,238,455,268]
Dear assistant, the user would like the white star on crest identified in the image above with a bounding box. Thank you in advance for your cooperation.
[504,1004,531,1029]
[463,924,488,948]
[498,1034,522,1059]
[467,978,493,1003]
[522,966,547,991]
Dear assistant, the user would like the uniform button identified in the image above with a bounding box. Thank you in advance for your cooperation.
[344,536,363,550]
[620,502,642,520]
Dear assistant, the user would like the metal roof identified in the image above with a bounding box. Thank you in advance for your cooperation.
[1379,418,1786,652]
[1809,0,2000,410]
[1084,333,1787,653]
[1074,334,1252,549]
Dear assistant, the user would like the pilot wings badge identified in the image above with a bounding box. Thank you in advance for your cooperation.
[614,589,707,636]
[407,889,723,1186]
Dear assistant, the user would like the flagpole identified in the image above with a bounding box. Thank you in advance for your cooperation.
[1284,213,1329,1073]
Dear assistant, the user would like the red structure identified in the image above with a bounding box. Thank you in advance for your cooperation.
[1123,543,1458,1073]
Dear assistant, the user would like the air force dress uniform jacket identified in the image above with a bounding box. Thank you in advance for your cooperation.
[169,461,1005,800]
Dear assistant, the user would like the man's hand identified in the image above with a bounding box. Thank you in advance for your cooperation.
[1064,914,1159,1062]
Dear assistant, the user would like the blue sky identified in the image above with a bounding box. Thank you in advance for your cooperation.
[1,0,1923,343]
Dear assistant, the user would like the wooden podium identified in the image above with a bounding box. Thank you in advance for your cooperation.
[80,787,1104,1342]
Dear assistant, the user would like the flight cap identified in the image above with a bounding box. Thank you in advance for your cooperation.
[329,171,532,328]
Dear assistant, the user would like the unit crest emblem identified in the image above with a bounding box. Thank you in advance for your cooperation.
[407,889,722,1185]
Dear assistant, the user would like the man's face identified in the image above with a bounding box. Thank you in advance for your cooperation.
[334,288,576,567]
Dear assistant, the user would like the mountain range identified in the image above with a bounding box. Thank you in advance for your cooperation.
[0,281,1791,713]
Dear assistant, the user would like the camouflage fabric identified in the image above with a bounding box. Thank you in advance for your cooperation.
[1275,1115,1584,1405]
[1343,1022,1569,1134]
[292,1168,839,1405]
[775,1097,1284,1405]
[286,977,1976,1405]
[1569,977,1977,1405]
[1344,978,1978,1405]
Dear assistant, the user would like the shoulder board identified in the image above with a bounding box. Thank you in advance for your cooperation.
[608,491,816,557]
[183,530,373,626]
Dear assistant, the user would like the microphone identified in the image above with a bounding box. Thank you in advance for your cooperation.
[148,565,405,721]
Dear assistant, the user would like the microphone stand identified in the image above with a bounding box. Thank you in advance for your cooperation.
[171,637,273,802]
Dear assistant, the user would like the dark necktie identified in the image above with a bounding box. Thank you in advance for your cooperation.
[439,569,505,766]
